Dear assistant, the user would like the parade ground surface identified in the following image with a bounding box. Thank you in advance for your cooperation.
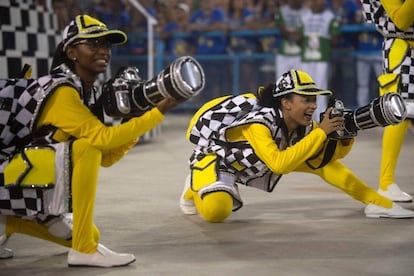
[1,114,414,276]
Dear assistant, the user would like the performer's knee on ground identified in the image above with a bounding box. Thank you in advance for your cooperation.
[200,192,233,223]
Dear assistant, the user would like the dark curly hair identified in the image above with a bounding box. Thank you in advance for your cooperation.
[256,83,293,109]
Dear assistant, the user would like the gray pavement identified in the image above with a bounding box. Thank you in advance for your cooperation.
[1,114,414,276]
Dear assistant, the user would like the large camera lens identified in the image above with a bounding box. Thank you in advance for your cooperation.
[102,56,205,117]
[326,93,406,140]
[353,92,406,130]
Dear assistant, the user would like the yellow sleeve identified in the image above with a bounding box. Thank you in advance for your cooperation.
[101,140,138,167]
[37,85,164,151]
[381,0,414,31]
[331,138,354,160]
[226,123,328,174]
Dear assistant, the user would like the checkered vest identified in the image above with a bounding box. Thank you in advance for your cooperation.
[0,65,82,163]
[188,94,313,192]
[361,0,414,40]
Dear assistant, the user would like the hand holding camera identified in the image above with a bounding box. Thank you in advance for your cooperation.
[320,92,407,140]
[319,106,346,137]
[156,96,185,114]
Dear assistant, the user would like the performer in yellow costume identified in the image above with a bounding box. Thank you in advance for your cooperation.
[179,69,414,223]
[0,15,182,267]
[361,0,414,202]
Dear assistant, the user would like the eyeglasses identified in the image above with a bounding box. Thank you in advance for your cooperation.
[71,39,112,51]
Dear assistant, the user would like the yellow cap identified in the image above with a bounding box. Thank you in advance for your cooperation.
[62,14,127,51]
[273,69,332,98]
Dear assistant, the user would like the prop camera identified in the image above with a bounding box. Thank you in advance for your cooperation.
[405,100,414,119]
[102,56,205,117]
[323,92,407,139]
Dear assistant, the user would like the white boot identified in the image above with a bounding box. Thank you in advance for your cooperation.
[378,183,413,202]
[365,203,414,218]
[67,243,136,267]
[0,215,13,259]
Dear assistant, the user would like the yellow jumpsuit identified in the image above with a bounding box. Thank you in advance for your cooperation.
[378,0,414,190]
[184,122,393,223]
[4,85,164,253]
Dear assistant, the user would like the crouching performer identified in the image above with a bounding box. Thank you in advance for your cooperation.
[179,69,414,223]
[0,15,204,267]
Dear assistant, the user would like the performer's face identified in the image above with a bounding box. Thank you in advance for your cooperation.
[281,94,317,130]
[67,37,112,75]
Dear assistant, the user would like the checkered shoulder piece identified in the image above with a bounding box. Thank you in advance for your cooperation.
[0,68,81,161]
[361,0,414,40]
[227,106,279,138]
[188,94,259,148]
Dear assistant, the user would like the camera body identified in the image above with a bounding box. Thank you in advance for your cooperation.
[322,93,407,140]
[102,56,205,117]
[328,99,348,138]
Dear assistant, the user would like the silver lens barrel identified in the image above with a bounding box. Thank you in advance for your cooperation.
[102,56,205,117]
[155,55,205,100]
[353,92,407,130]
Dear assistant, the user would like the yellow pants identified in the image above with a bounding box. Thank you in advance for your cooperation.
[185,159,393,223]
[296,160,392,208]
[378,38,411,190]
[4,139,101,253]
[379,120,409,190]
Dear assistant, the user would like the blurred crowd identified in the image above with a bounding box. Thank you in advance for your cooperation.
[49,0,368,55]
[46,0,380,107]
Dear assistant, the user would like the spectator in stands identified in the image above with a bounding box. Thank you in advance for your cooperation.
[255,0,280,36]
[122,0,157,57]
[158,2,195,56]
[154,1,172,38]
[52,0,71,31]
[100,1,131,30]
[180,0,194,11]
[66,0,83,22]
[187,0,227,54]
[274,0,307,78]
[300,0,340,122]
[354,9,383,107]
[329,0,360,109]
[254,0,280,82]
[226,0,257,92]
[187,0,228,100]
[216,0,230,15]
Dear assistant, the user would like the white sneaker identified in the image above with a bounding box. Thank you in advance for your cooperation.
[67,243,136,267]
[179,175,197,215]
[46,213,73,240]
[378,183,413,202]
[364,203,414,218]
[0,234,13,259]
